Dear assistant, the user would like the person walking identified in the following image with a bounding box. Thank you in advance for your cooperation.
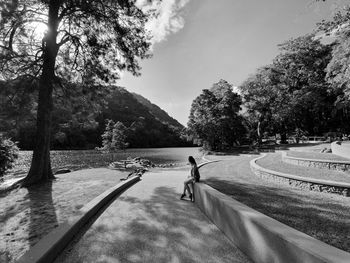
[180,156,200,201]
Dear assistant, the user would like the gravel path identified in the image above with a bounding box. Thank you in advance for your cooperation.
[55,169,252,263]
[257,152,350,183]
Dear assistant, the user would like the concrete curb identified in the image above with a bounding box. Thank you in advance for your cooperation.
[201,155,212,163]
[250,154,350,196]
[194,183,350,263]
[16,175,140,263]
[282,151,350,171]
[198,159,219,168]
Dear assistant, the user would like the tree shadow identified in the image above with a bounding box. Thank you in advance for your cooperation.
[56,185,251,263]
[0,182,58,262]
[25,181,58,247]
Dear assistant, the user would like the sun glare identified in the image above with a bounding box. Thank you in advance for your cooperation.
[30,21,48,39]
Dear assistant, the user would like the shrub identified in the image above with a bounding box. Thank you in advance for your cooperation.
[0,136,19,180]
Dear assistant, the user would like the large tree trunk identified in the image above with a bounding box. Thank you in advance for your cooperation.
[257,120,262,146]
[22,1,60,186]
[280,132,288,144]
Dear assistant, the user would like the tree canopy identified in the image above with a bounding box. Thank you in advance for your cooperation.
[272,34,333,135]
[188,80,246,151]
[239,34,339,142]
[186,2,350,149]
[0,0,154,185]
[100,119,129,152]
[0,0,152,82]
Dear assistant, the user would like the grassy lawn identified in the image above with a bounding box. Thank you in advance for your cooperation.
[0,168,129,263]
[201,154,350,253]
[286,143,332,152]
[257,152,350,183]
[287,150,350,161]
[7,151,129,178]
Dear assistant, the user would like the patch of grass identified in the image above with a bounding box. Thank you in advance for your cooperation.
[201,154,350,252]
[0,168,129,263]
[257,152,350,183]
[9,151,119,177]
[288,143,332,152]
[287,150,350,161]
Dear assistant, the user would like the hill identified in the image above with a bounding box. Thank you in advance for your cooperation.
[131,92,183,129]
[0,82,189,149]
[97,87,187,148]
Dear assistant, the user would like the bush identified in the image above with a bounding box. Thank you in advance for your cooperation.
[0,136,19,180]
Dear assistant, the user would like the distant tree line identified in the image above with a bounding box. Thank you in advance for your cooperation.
[187,6,350,150]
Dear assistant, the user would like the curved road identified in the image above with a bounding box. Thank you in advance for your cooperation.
[55,168,252,263]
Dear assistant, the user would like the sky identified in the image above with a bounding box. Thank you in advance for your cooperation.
[119,0,348,126]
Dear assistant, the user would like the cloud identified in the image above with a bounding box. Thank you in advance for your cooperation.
[137,0,191,45]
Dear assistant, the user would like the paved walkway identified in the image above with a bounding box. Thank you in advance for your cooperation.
[55,168,251,263]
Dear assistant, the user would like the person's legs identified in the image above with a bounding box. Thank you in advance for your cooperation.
[186,180,194,201]
[189,181,194,196]
[185,181,192,195]
[181,178,193,199]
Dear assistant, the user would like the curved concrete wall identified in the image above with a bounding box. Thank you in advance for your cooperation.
[251,155,350,196]
[282,152,350,172]
[331,141,350,160]
[194,183,350,263]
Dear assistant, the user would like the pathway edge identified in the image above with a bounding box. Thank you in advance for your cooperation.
[16,175,140,263]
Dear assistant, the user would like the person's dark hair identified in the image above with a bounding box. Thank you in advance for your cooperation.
[188,156,197,165]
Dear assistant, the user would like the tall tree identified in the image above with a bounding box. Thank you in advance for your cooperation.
[239,66,283,143]
[188,80,245,151]
[318,5,350,131]
[100,119,129,153]
[272,34,333,135]
[0,0,153,185]
[241,34,334,142]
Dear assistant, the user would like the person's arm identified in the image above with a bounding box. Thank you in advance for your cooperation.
[194,166,200,182]
[189,166,194,178]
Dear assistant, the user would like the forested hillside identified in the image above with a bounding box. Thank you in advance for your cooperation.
[132,92,183,129]
[0,81,189,149]
[96,87,188,148]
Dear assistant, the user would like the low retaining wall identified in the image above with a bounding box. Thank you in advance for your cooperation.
[16,175,140,263]
[281,151,350,172]
[194,183,350,263]
[198,159,219,168]
[250,155,350,196]
[331,141,350,160]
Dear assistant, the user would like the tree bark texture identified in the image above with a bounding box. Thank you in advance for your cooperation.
[23,1,60,186]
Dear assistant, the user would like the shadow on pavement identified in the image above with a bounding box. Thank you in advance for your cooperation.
[56,184,250,263]
[26,182,59,247]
